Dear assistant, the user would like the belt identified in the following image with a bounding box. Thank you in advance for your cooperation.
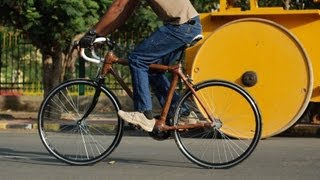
[186,19,196,25]
[186,16,199,25]
[165,17,197,26]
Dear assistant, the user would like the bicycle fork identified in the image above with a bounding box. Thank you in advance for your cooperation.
[77,77,104,124]
[78,52,121,123]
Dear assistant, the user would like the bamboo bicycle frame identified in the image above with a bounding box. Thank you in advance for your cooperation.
[99,51,215,132]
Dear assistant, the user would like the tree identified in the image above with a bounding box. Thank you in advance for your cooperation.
[0,0,235,96]
[191,0,217,12]
[0,0,112,96]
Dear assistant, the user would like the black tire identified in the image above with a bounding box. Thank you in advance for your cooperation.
[173,80,262,169]
[38,79,123,165]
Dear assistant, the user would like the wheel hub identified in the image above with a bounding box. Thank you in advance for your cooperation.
[214,119,223,129]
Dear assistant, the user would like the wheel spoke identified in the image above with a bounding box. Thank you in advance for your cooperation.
[174,80,261,168]
[38,80,123,165]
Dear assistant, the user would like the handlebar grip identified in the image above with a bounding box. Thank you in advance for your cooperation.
[94,37,107,44]
[79,37,108,63]
[80,49,101,63]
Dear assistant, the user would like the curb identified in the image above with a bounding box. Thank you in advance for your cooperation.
[0,120,319,137]
[0,120,149,137]
[0,122,7,129]
[0,120,36,130]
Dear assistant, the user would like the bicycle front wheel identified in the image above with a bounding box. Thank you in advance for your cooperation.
[38,79,123,165]
[174,80,262,169]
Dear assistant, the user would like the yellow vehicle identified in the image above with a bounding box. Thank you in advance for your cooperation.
[186,0,320,138]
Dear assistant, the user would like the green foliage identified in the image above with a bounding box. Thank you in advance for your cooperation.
[0,0,113,53]
[119,0,219,41]
[0,31,42,89]
[232,0,320,10]
[1,0,320,53]
[258,0,283,7]
[191,0,218,12]
[120,1,162,38]
[1,0,319,85]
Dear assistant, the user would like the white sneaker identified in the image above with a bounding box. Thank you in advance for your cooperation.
[118,110,155,132]
[179,111,200,125]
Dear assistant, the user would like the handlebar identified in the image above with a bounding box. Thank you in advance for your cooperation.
[78,37,115,64]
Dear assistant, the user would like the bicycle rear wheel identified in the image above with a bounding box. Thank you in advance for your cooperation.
[174,80,261,169]
[38,79,123,165]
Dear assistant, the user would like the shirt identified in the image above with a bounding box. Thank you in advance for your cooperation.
[146,0,198,24]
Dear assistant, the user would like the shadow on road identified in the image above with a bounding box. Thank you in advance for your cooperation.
[0,147,66,166]
[0,147,200,169]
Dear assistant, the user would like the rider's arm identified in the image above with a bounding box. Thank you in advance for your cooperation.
[94,0,139,36]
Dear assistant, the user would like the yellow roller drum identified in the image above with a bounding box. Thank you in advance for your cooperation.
[191,18,313,138]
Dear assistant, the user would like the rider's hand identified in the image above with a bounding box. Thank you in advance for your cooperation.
[79,29,98,48]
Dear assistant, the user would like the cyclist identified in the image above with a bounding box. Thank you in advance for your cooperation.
[79,0,202,132]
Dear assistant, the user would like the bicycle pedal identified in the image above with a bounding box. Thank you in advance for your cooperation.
[133,125,139,129]
[134,125,142,130]
[126,122,142,130]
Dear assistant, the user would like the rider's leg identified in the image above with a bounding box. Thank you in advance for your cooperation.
[148,49,187,120]
[148,17,203,119]
[128,28,186,113]
[120,27,187,132]
[119,16,202,131]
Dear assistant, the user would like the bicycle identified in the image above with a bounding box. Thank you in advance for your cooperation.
[38,36,262,169]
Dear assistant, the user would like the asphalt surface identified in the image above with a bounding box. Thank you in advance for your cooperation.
[0,131,319,180]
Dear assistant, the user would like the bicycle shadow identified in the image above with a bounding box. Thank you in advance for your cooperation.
[102,156,199,169]
[0,147,202,169]
[0,147,66,166]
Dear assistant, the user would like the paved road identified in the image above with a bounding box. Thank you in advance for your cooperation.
[0,130,319,180]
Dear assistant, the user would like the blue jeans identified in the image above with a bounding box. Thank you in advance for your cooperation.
[128,16,202,115]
